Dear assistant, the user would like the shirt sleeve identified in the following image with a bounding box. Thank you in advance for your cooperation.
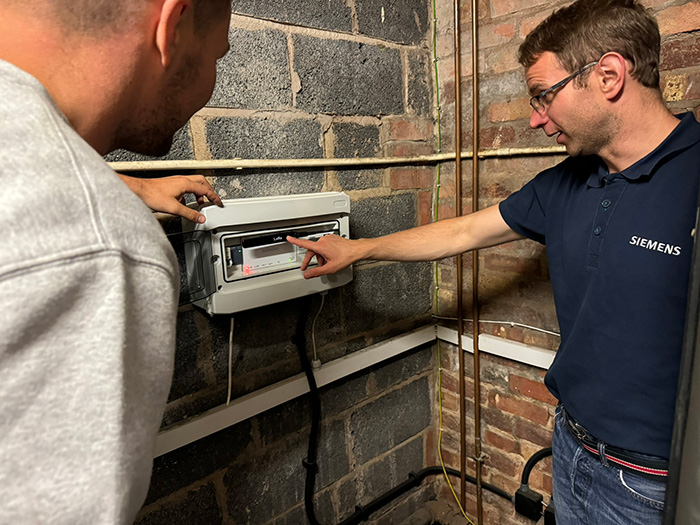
[498,166,560,245]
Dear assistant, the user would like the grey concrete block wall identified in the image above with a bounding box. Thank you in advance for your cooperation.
[409,51,432,117]
[138,350,435,524]
[350,193,419,239]
[333,122,384,190]
[356,0,430,45]
[207,116,324,160]
[232,0,353,33]
[293,36,403,116]
[333,122,381,158]
[136,483,222,525]
[350,377,432,464]
[128,1,442,523]
[209,28,291,110]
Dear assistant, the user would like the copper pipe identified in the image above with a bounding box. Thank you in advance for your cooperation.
[470,0,484,522]
[452,0,468,512]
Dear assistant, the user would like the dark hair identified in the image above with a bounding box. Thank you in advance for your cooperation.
[49,0,229,35]
[518,0,661,89]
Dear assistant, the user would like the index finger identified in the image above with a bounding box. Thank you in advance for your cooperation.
[286,236,317,250]
[183,179,223,207]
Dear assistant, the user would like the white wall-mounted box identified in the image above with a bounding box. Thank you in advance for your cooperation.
[179,192,352,315]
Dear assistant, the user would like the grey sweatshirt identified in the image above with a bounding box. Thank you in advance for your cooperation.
[0,59,178,524]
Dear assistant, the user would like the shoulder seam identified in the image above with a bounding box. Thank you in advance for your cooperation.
[38,96,110,247]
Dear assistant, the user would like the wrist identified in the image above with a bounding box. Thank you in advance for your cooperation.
[355,237,376,261]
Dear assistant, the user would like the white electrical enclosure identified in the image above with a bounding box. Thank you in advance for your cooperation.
[181,192,352,315]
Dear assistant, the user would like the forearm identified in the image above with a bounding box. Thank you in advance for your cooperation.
[358,205,521,262]
[289,204,521,279]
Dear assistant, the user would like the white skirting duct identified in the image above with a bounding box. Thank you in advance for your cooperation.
[154,325,555,457]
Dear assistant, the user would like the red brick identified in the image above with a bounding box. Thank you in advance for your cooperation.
[514,418,553,448]
[484,449,519,477]
[657,3,700,35]
[442,390,460,412]
[542,473,553,494]
[685,70,700,100]
[479,124,517,149]
[441,78,456,106]
[509,374,558,405]
[488,97,531,123]
[442,410,464,437]
[489,391,550,425]
[390,168,433,189]
[491,0,549,18]
[441,430,461,455]
[486,472,520,497]
[482,405,516,434]
[438,202,457,220]
[462,376,477,401]
[426,427,437,465]
[482,181,513,199]
[419,190,432,225]
[482,253,545,276]
[440,347,458,372]
[441,370,460,393]
[458,0,491,23]
[484,428,520,454]
[389,119,433,141]
[436,172,456,199]
[519,11,550,38]
[481,44,522,75]
[661,33,700,70]
[440,447,460,469]
[528,463,554,494]
[523,330,560,351]
[386,141,435,158]
[480,22,516,48]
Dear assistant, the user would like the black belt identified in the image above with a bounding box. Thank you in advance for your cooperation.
[561,408,668,481]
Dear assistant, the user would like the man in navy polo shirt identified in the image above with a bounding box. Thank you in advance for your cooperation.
[288,0,700,522]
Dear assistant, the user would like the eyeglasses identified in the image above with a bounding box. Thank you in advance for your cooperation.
[529,61,598,115]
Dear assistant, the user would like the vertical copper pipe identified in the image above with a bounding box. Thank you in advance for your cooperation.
[471,0,484,523]
[452,0,468,512]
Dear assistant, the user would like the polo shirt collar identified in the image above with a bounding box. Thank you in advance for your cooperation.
[586,112,700,188]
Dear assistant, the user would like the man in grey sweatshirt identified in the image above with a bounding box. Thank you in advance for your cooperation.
[0,0,231,522]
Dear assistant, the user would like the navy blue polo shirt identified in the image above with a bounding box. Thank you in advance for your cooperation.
[499,113,700,458]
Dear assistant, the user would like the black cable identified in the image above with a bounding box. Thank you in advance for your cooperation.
[293,297,323,525]
[520,447,552,485]
[338,467,511,525]
[293,295,515,525]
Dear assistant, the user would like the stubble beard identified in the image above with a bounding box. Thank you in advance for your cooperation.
[565,110,619,159]
[113,52,201,157]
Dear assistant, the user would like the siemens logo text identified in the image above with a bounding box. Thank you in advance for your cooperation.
[629,236,681,256]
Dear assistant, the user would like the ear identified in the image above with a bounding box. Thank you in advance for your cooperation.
[595,52,627,100]
[154,0,194,68]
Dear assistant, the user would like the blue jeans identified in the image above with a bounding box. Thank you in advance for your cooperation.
[552,407,666,524]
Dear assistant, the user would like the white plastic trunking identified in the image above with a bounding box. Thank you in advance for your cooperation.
[154,325,556,457]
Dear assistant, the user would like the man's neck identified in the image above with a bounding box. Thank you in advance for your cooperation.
[598,93,680,174]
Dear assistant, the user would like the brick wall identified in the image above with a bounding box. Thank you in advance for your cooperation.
[430,1,700,523]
